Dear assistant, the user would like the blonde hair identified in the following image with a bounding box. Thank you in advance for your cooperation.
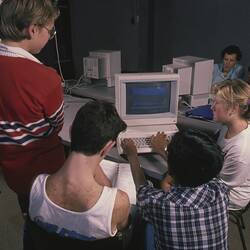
[0,0,59,41]
[211,79,250,120]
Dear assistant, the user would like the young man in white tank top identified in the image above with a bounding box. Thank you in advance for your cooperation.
[29,100,130,240]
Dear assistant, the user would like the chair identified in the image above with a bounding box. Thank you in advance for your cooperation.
[229,202,250,250]
[26,216,133,250]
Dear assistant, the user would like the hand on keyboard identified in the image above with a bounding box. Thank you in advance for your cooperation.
[121,138,138,157]
[151,132,169,156]
[160,174,173,192]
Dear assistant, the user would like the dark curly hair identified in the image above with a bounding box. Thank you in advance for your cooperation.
[221,45,242,61]
[167,129,224,187]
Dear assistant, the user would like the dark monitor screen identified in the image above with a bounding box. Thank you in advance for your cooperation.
[126,81,171,115]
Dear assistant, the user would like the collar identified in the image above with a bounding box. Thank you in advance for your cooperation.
[0,43,41,64]
[218,63,238,79]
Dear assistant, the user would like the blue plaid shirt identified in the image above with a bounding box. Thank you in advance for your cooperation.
[137,179,229,250]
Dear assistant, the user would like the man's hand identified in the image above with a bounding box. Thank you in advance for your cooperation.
[121,138,146,188]
[151,132,168,156]
[161,174,173,192]
[121,138,137,157]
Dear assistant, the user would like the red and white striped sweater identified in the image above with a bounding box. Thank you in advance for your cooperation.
[0,46,65,195]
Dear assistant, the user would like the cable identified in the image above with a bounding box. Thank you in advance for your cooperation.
[181,100,194,109]
[63,75,93,95]
[53,28,91,91]
[54,32,66,84]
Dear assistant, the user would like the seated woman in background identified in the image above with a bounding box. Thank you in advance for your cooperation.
[211,79,250,210]
[212,45,244,84]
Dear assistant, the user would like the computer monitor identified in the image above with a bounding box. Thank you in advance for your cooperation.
[83,50,121,87]
[162,64,192,95]
[172,56,214,106]
[115,72,179,127]
[173,56,214,95]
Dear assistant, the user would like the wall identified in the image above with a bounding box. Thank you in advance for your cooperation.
[68,0,250,77]
[37,0,74,79]
[69,0,151,77]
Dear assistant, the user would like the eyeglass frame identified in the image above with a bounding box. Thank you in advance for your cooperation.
[43,26,56,40]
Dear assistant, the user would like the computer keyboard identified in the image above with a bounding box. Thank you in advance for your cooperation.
[130,136,152,148]
[117,124,178,154]
[117,134,161,154]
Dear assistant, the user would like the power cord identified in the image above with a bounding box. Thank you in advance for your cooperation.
[53,31,91,92]
[64,75,90,95]
[54,32,65,85]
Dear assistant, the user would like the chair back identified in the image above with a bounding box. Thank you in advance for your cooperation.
[27,217,128,250]
[229,201,250,250]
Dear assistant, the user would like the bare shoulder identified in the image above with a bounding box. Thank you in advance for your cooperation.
[112,189,130,231]
[116,189,130,209]
[115,190,130,216]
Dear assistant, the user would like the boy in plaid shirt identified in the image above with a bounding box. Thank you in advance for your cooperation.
[121,129,229,250]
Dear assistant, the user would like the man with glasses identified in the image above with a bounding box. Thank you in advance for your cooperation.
[0,0,64,228]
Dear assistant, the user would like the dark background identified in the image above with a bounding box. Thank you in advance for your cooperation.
[38,0,250,79]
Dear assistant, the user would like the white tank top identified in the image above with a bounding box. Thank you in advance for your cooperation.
[29,174,118,240]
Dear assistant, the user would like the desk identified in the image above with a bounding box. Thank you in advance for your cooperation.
[60,94,167,180]
[177,113,221,136]
[70,84,115,103]
[60,95,92,144]
[69,84,221,135]
[62,87,222,179]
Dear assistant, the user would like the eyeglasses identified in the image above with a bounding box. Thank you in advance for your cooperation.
[43,26,56,40]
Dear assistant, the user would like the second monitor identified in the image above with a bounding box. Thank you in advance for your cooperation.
[162,64,192,96]
[163,56,214,107]
[83,50,121,87]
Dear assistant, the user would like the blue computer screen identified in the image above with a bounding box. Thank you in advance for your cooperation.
[126,81,171,114]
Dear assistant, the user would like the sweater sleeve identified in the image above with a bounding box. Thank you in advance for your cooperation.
[40,68,64,134]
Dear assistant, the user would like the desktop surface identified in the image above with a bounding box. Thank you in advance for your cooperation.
[68,84,221,136]
[60,95,92,144]
[70,84,115,103]
[178,102,221,135]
